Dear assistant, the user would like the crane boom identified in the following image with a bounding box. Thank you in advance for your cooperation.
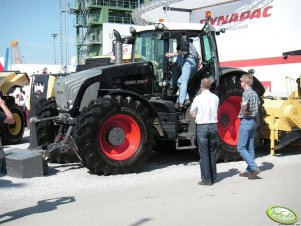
[10,40,23,64]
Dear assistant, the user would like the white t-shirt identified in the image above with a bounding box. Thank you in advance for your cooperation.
[190,89,219,124]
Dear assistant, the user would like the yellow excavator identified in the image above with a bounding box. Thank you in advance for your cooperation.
[0,71,30,144]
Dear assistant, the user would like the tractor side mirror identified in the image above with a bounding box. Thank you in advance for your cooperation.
[215,28,226,36]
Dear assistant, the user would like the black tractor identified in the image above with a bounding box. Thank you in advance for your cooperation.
[31,19,265,175]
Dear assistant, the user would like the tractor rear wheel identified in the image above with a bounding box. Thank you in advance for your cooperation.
[1,105,25,144]
[216,81,243,162]
[76,95,154,175]
[36,98,77,163]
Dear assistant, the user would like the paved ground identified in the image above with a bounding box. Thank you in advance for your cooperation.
[0,130,300,226]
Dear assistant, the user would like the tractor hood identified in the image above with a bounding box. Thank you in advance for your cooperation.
[55,62,154,113]
[55,66,106,110]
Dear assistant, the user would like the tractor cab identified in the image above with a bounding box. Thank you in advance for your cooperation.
[125,20,221,101]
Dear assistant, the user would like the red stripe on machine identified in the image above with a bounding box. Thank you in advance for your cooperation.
[220,55,301,67]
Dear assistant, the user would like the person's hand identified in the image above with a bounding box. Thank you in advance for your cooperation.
[0,97,6,107]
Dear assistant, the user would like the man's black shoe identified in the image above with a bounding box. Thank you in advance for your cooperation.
[198,181,213,186]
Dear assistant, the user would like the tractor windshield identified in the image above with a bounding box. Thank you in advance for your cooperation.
[133,31,165,67]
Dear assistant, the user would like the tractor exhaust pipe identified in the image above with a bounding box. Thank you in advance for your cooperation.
[113,29,123,64]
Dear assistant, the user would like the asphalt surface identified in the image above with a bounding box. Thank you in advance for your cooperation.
[0,130,300,226]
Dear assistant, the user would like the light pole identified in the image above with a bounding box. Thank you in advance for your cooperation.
[51,33,58,64]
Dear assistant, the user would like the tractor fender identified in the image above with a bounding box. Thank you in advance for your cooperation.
[219,67,265,96]
[98,89,165,137]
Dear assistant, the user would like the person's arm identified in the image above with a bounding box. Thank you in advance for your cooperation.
[166,49,184,58]
[190,111,197,119]
[241,101,250,117]
[190,100,197,119]
[165,52,178,58]
[0,97,15,124]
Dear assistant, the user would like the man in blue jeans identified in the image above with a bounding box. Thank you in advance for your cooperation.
[172,46,184,94]
[237,73,260,179]
[190,78,219,185]
[166,41,199,108]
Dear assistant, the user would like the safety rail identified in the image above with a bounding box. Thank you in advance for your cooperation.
[109,15,133,24]
[86,0,139,9]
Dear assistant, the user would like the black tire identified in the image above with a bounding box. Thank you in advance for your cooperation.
[1,105,25,144]
[36,98,58,145]
[216,76,263,162]
[76,95,154,175]
[36,98,77,163]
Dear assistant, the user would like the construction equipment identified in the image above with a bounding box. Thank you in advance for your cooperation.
[0,71,29,144]
[28,73,57,112]
[10,41,23,64]
[30,18,267,175]
[260,49,301,154]
[261,75,301,154]
[27,72,69,117]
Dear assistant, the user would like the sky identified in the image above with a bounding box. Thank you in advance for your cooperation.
[0,0,76,65]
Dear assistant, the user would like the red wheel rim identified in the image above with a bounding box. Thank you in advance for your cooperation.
[217,96,241,146]
[99,114,141,160]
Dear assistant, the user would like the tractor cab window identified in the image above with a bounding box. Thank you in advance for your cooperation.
[203,36,212,61]
[201,32,217,64]
[133,31,164,67]
[165,35,201,65]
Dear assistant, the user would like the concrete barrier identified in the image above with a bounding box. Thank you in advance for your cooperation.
[4,148,46,178]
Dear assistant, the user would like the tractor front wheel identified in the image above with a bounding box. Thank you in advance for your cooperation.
[76,95,154,175]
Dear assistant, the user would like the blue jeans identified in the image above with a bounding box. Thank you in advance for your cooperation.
[197,123,217,183]
[172,55,185,92]
[237,118,258,172]
[177,58,196,104]
[172,66,180,93]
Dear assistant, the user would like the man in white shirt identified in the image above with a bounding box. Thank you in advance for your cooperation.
[190,78,219,185]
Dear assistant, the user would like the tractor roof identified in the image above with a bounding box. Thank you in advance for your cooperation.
[133,22,215,33]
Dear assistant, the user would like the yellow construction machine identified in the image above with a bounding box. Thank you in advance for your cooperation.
[27,73,57,113]
[261,75,301,154]
[0,71,30,144]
